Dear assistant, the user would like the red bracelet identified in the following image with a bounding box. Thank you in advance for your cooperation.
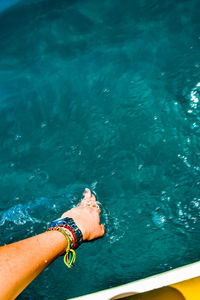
[59,225,76,248]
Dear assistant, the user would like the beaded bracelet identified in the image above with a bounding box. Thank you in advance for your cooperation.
[47,226,76,268]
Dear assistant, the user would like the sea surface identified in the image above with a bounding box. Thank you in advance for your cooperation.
[0,0,200,299]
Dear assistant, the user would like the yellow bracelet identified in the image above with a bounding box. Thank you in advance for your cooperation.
[47,226,76,268]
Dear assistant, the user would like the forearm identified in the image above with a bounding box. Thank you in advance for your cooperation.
[0,231,67,299]
[0,188,105,299]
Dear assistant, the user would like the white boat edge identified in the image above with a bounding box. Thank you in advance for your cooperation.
[69,260,200,300]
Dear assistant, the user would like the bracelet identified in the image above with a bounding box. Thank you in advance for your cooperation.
[49,217,83,249]
[47,226,76,268]
[59,225,76,249]
[53,225,75,249]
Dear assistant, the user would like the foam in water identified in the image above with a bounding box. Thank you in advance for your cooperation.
[188,82,200,114]
[0,197,57,226]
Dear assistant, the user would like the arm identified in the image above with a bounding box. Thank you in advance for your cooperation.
[0,188,105,299]
[0,231,68,299]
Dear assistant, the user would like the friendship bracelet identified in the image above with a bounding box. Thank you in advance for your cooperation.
[55,225,75,248]
[47,216,83,268]
[47,226,76,268]
[59,225,76,249]
[49,217,83,249]
[49,225,74,248]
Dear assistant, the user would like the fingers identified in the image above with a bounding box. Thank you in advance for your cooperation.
[62,188,105,241]
[81,188,105,238]
[82,188,92,199]
[83,188,96,201]
[80,188,101,212]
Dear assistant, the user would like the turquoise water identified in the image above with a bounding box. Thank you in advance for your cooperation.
[1,0,200,299]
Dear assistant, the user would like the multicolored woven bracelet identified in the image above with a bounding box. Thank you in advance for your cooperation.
[59,224,76,249]
[47,226,76,268]
[49,217,83,249]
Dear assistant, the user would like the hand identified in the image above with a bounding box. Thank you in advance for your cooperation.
[61,188,105,241]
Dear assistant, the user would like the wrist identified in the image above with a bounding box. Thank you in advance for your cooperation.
[45,230,68,256]
[49,217,83,248]
[61,212,87,241]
